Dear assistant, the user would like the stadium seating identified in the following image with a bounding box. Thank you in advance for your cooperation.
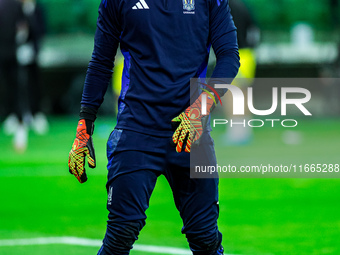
[38,0,338,35]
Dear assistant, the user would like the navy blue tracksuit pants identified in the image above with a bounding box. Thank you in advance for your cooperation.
[98,129,222,255]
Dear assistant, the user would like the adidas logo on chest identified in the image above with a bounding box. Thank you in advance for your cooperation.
[132,0,149,9]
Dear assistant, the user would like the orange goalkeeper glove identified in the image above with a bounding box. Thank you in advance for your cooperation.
[172,92,215,153]
[68,119,96,183]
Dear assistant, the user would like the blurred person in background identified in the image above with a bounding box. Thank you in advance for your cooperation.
[319,43,340,115]
[17,0,48,135]
[222,0,260,145]
[0,0,28,152]
[330,0,339,29]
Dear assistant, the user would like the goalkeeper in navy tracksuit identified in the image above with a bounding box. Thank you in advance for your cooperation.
[68,0,240,254]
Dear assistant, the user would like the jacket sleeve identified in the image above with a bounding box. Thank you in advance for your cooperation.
[81,0,122,112]
[209,0,240,98]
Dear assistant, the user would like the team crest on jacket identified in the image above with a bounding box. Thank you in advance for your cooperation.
[183,0,195,12]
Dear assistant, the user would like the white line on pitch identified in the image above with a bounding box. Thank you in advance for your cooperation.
[0,237,238,255]
[0,237,191,255]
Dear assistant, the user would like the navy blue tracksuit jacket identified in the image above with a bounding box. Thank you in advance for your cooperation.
[81,0,239,136]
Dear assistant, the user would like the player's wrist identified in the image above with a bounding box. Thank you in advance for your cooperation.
[79,106,97,135]
[79,106,97,122]
[207,77,234,101]
[195,92,215,117]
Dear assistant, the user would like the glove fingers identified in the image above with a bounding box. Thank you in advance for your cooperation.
[86,137,96,168]
[176,129,184,153]
[172,112,191,153]
[176,140,182,153]
[69,149,87,183]
[86,153,96,168]
[87,157,95,168]
[172,126,181,145]
[171,115,182,123]
[79,168,88,183]
[76,154,87,183]
[184,135,191,153]
[68,156,74,175]
[68,158,80,182]
[184,130,193,153]
[172,114,185,145]
[176,128,189,153]
[68,151,78,176]
[192,130,202,148]
[186,120,198,152]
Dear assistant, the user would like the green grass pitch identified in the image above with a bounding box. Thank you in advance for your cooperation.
[0,116,339,255]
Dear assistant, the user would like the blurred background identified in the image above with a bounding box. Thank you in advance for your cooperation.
[1,0,340,118]
[0,0,340,255]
